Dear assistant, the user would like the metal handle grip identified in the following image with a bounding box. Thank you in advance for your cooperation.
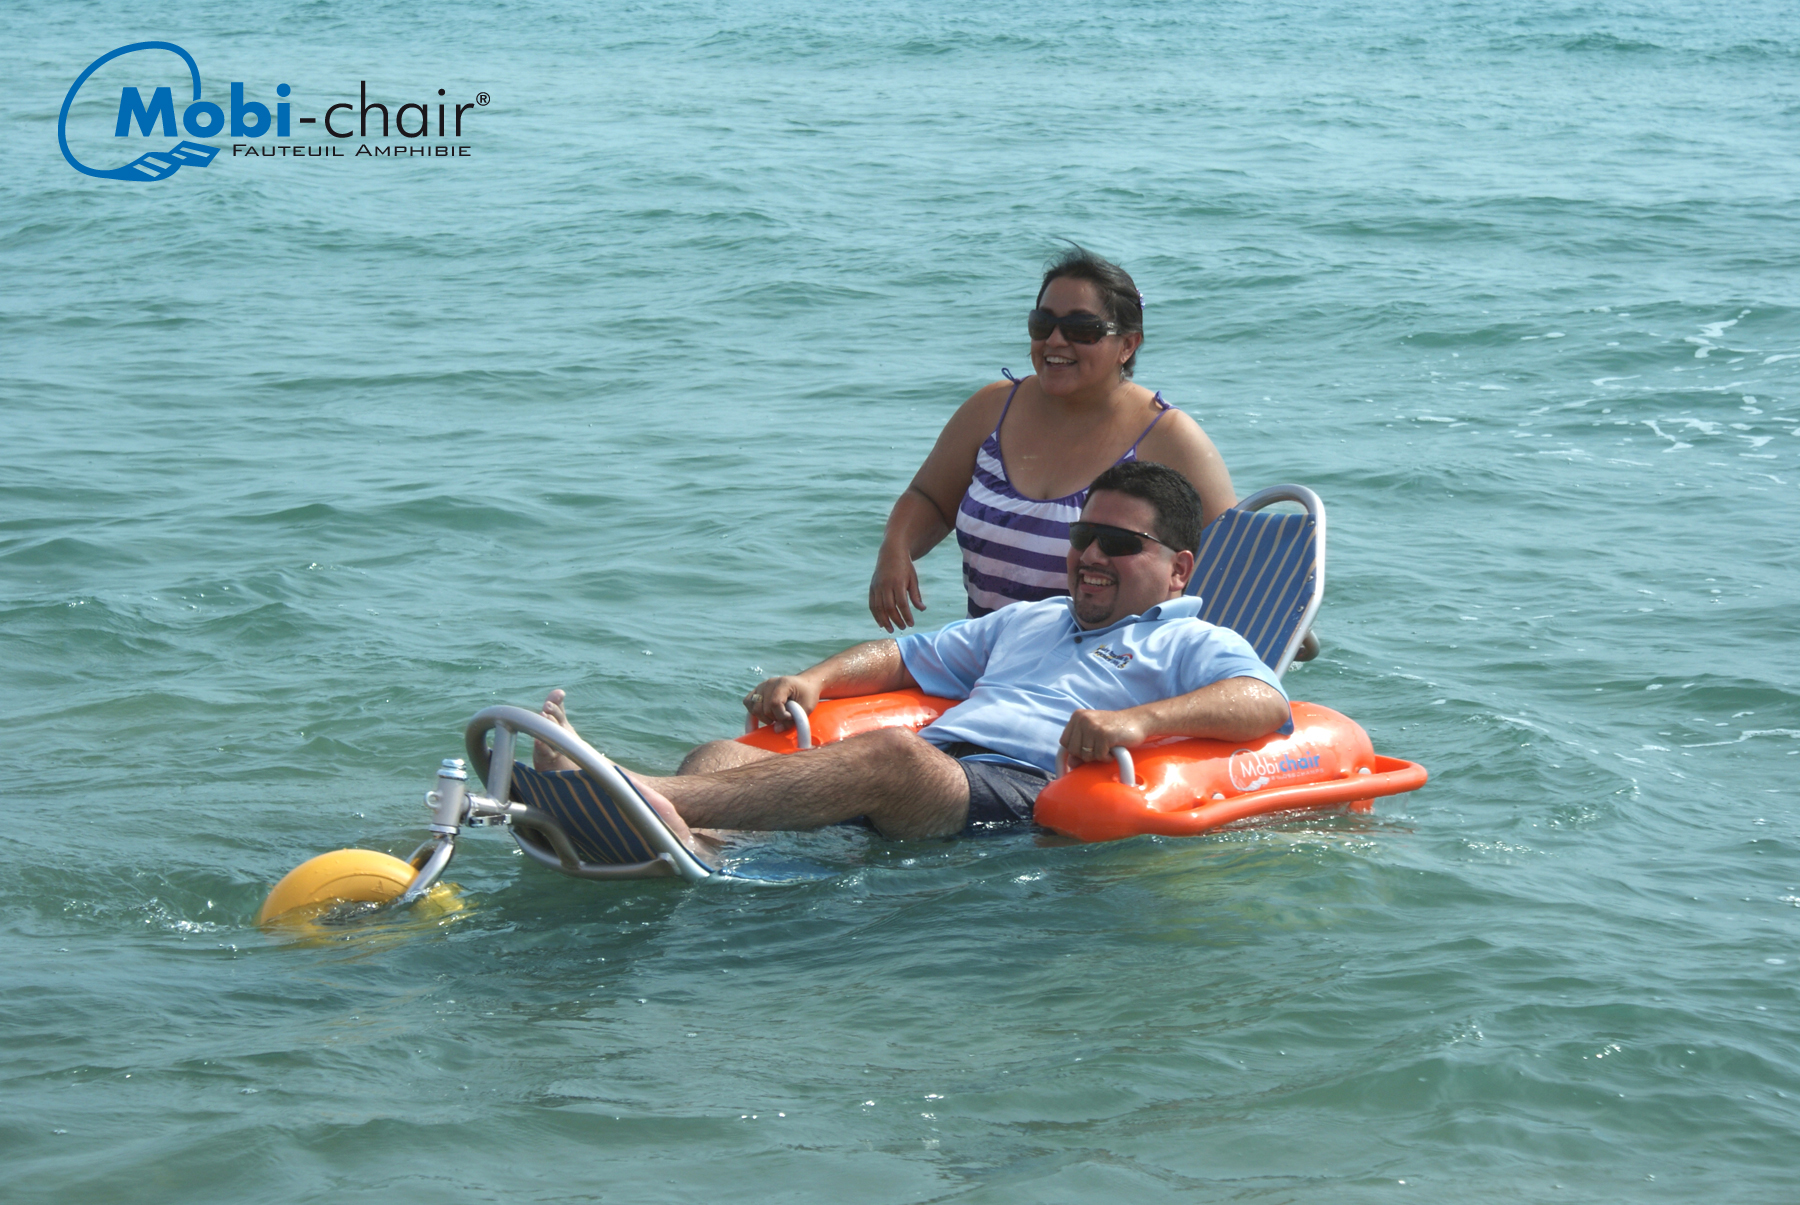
[743,699,812,749]
[1111,746,1135,785]
[1056,745,1137,783]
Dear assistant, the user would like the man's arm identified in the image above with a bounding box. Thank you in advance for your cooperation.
[743,639,918,730]
[1058,677,1290,768]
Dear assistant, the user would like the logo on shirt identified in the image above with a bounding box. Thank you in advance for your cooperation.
[1090,644,1134,670]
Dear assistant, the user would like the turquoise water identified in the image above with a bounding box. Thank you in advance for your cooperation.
[5,1,1799,1199]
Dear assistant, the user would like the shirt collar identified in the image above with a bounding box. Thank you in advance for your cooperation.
[1066,592,1206,637]
[1143,594,1206,621]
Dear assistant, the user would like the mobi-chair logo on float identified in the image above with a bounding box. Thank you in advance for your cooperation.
[60,40,489,182]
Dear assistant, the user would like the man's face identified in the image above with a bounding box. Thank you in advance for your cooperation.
[1067,490,1195,629]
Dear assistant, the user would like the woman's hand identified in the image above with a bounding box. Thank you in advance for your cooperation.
[742,675,822,731]
[869,541,927,632]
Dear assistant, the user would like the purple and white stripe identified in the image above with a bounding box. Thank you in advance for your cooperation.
[952,378,1168,617]
[956,439,1093,616]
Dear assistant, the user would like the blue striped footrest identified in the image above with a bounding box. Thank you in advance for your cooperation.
[507,762,661,866]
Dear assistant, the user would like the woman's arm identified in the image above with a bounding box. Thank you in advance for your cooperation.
[1140,409,1237,527]
[869,382,1010,631]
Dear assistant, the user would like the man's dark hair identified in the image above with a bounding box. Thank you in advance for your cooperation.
[1037,245,1144,378]
[1085,461,1204,554]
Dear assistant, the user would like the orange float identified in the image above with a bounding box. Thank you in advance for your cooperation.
[737,689,955,753]
[738,690,1426,842]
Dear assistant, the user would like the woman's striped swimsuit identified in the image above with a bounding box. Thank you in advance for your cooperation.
[955,375,1171,618]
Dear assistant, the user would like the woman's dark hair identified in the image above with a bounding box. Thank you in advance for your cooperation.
[1036,245,1144,377]
[1085,460,1203,554]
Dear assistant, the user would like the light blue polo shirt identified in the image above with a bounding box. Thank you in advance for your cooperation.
[895,595,1290,775]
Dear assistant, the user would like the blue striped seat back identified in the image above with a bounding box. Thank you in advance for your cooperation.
[508,762,660,865]
[1186,507,1319,675]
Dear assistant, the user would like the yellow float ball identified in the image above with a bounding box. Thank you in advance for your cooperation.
[257,848,422,926]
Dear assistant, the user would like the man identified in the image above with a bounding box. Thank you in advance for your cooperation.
[537,461,1290,844]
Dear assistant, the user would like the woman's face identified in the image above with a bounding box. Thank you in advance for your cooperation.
[1030,275,1140,397]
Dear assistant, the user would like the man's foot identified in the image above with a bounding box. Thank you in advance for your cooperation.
[533,688,582,772]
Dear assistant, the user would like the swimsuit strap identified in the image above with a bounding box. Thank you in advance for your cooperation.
[1124,392,1172,457]
[991,370,1026,439]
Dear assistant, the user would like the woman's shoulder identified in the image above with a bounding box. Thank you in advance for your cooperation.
[912,377,1030,490]
[940,378,1021,437]
[1133,395,1236,518]
[1137,396,1213,449]
[967,376,1023,411]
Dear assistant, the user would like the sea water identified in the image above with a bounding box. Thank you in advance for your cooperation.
[3,1,1798,1200]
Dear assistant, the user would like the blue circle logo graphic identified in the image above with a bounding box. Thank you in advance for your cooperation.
[59,41,221,182]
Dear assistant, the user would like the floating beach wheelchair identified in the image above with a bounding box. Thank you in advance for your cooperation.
[261,485,1426,923]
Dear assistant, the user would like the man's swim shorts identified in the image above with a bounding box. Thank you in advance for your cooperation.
[934,740,1052,832]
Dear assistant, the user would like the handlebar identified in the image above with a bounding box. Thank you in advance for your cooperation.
[743,699,812,750]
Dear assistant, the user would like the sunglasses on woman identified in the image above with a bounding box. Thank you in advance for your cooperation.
[1027,308,1122,344]
[1068,521,1174,558]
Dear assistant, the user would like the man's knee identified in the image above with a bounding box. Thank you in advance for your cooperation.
[841,727,967,838]
[848,725,948,767]
[678,738,772,776]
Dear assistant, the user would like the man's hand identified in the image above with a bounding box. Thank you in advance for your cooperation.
[743,675,822,731]
[740,639,916,733]
[1056,678,1291,774]
[1059,708,1150,768]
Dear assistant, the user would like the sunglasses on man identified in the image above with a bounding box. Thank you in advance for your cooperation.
[1027,308,1123,344]
[1068,521,1175,559]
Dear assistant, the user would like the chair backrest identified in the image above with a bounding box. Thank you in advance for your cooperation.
[1184,484,1325,676]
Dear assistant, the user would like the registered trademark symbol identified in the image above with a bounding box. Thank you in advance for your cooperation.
[476,92,490,106]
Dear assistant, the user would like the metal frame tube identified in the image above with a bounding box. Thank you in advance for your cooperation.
[397,836,456,905]
[485,728,515,808]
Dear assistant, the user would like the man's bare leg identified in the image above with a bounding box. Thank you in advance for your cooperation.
[532,692,970,839]
[678,739,776,775]
[636,727,971,839]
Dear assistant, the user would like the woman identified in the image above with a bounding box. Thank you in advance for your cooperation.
[869,248,1236,631]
